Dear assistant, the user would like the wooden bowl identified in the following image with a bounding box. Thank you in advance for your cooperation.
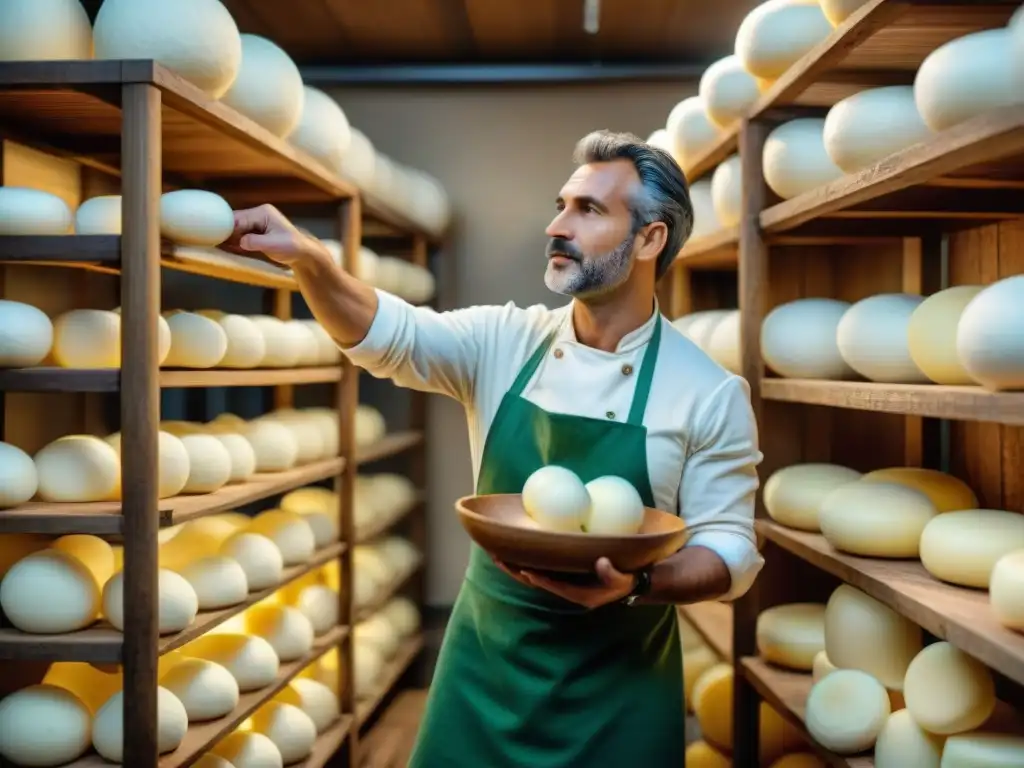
[456,493,688,574]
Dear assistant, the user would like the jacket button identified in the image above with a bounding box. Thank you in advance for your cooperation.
[606,411,615,419]
[553,348,564,359]
[622,364,634,376]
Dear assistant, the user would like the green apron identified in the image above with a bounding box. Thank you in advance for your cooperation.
[408,318,684,768]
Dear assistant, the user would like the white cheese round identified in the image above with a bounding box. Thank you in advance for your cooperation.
[0,684,91,766]
[354,642,386,698]
[706,310,741,374]
[213,732,284,768]
[907,285,985,385]
[179,555,249,609]
[875,709,944,768]
[710,154,742,228]
[837,293,928,383]
[956,275,1024,391]
[182,632,279,692]
[763,118,844,199]
[522,465,590,532]
[698,56,760,129]
[252,701,317,763]
[340,127,377,189]
[294,584,339,635]
[805,669,890,754]
[860,466,977,513]
[0,549,100,633]
[666,96,722,168]
[289,86,352,171]
[302,320,341,365]
[940,733,1024,767]
[239,420,299,472]
[823,86,932,173]
[920,509,1024,589]
[248,315,302,368]
[197,311,266,369]
[113,306,172,365]
[0,0,92,62]
[355,405,387,446]
[194,755,235,768]
[904,641,995,735]
[249,509,316,565]
[583,475,645,535]
[686,180,720,240]
[288,678,339,734]
[0,442,38,509]
[245,604,315,661]
[159,657,239,721]
[819,480,938,557]
[34,435,120,503]
[93,0,242,98]
[914,28,1020,133]
[164,310,229,368]
[0,300,53,368]
[220,532,284,591]
[103,567,198,634]
[761,298,854,379]
[990,549,1024,630]
[647,129,671,151]
[812,650,836,683]
[824,584,922,690]
[763,463,862,532]
[0,187,72,235]
[382,596,421,637]
[221,34,304,137]
[92,686,188,762]
[356,613,401,659]
[178,433,232,493]
[52,309,120,369]
[756,602,826,671]
[735,0,833,80]
[104,429,190,499]
[75,195,122,235]
[819,0,870,25]
[160,190,234,247]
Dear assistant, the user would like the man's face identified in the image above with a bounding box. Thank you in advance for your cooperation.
[544,160,642,298]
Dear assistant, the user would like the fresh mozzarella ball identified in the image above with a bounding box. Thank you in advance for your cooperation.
[583,476,645,534]
[522,466,591,533]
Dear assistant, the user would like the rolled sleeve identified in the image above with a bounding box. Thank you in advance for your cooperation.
[679,375,765,601]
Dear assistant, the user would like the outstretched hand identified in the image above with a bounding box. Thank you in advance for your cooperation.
[492,556,636,609]
[221,203,328,267]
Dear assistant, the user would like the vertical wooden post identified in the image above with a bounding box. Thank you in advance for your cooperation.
[673,263,693,319]
[272,288,294,410]
[119,82,162,768]
[408,235,430,615]
[732,117,771,768]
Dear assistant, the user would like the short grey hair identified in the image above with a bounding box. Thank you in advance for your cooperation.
[573,129,694,279]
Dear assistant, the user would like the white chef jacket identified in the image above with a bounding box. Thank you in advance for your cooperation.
[343,289,764,601]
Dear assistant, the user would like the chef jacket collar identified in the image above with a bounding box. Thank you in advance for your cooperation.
[558,299,661,354]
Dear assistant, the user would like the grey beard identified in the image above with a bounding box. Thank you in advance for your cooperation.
[544,235,634,298]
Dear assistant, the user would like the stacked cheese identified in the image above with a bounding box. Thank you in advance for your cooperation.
[321,242,437,305]
[349,473,419,541]
[351,597,423,699]
[672,310,741,375]
[351,537,422,613]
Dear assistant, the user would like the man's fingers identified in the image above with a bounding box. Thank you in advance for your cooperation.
[232,206,271,236]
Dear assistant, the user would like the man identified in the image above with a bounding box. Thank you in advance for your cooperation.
[229,129,763,766]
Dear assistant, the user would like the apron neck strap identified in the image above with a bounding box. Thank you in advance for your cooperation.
[508,331,556,397]
[626,316,661,426]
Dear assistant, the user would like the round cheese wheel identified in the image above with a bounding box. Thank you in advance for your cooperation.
[0,684,91,766]
[213,731,284,768]
[920,509,1024,589]
[112,306,172,365]
[860,467,977,513]
[288,678,340,734]
[904,641,995,735]
[0,187,72,235]
[180,555,248,609]
[220,532,284,590]
[735,0,833,80]
[251,701,317,762]
[666,97,722,168]
[837,293,928,382]
[905,285,985,385]
[290,86,352,171]
[684,644,719,711]
[340,127,377,189]
[940,733,1024,767]
[194,312,265,369]
[75,195,121,234]
[212,432,257,483]
[105,429,190,499]
[806,669,890,754]
[248,509,316,565]
[0,549,99,633]
[647,129,671,151]
[583,475,644,535]
[355,613,400,659]
[706,310,741,374]
[284,320,321,367]
[957,275,1024,391]
[354,642,386,697]
[160,190,234,247]
[247,315,302,368]
[302,320,341,365]
[182,632,279,692]
[178,433,232,493]
[685,740,730,767]
[230,420,298,472]
[52,309,120,368]
[93,0,241,98]
[763,118,844,199]
[245,604,315,661]
[0,299,53,367]
[819,0,869,26]
[698,56,760,129]
[710,154,742,228]
[103,567,198,634]
[281,486,338,517]
[93,686,188,761]
[824,584,922,689]
[823,86,932,173]
[687,180,721,240]
[34,435,120,503]
[812,650,836,682]
[819,481,938,557]
[375,536,420,573]
[220,34,303,137]
[0,441,38,508]
[159,520,226,570]
[990,549,1024,630]
[355,405,387,446]
[914,28,1019,133]
[0,0,92,61]
[259,411,325,464]
[873,709,944,768]
[760,704,808,765]
[756,602,826,670]
[522,465,590,532]
[692,663,734,749]
[51,534,115,589]
[160,657,240,721]
[763,463,862,531]
[761,298,854,379]
[382,596,421,637]
[294,584,338,635]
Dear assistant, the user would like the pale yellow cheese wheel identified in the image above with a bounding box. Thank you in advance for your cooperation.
[860,467,977,514]
[920,510,1024,589]
[812,650,836,682]
[683,644,719,711]
[105,429,190,500]
[52,309,120,368]
[763,463,862,532]
[874,708,945,768]
[159,657,240,721]
[685,740,730,768]
[907,286,985,385]
[903,642,995,735]
[819,481,937,558]
[940,733,1024,767]
[181,632,279,692]
[990,550,1024,630]
[757,602,825,670]
[806,669,890,754]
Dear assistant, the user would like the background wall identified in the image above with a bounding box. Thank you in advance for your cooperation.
[328,81,695,606]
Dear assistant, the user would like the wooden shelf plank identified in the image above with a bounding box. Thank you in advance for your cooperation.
[0,366,343,392]
[355,432,424,466]
[293,714,356,768]
[0,457,345,535]
[761,378,1024,426]
[355,493,424,544]
[742,656,875,768]
[676,227,738,269]
[758,521,1024,687]
[0,235,120,262]
[356,636,425,729]
[679,602,733,660]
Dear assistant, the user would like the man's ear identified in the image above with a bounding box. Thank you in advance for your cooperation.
[634,222,668,268]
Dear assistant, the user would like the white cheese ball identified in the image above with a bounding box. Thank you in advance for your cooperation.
[194,755,235,768]
[241,420,299,472]
[52,309,120,368]
[522,465,591,533]
[756,603,826,671]
[647,129,671,152]
[0,187,72,235]
[990,549,1024,630]
[687,180,721,241]
[583,476,645,535]
[251,702,317,763]
[178,433,232,493]
[196,312,265,369]
[763,463,861,532]
[212,432,257,483]
[920,509,1024,589]
[818,0,870,26]
[340,127,377,189]
[805,669,890,754]
[904,642,995,735]
[940,733,1024,767]
[355,613,400,659]
[221,34,304,137]
[735,0,833,80]
[213,732,284,768]
[289,86,352,171]
[957,275,1024,391]
[180,555,249,610]
[160,190,234,247]
[248,509,316,565]
[0,300,53,368]
[823,86,932,174]
[354,642,386,698]
[763,118,844,200]
[706,310,741,374]
[873,709,945,768]
[819,481,938,558]
[295,584,339,635]
[0,442,38,508]
[914,28,1020,133]
[112,306,171,365]
[837,293,929,383]
[698,56,760,129]
[248,315,302,368]
[220,531,284,591]
[382,597,422,638]
[183,632,279,692]
[289,678,340,734]
[245,604,315,662]
[93,0,242,98]
[1,550,99,633]
[283,320,321,367]
[666,96,722,168]
[710,154,742,228]
[102,567,199,635]
[75,195,121,234]
[160,657,239,721]
[0,684,91,767]
[92,686,188,762]
[761,298,854,379]
[354,405,387,446]
[0,0,92,62]
[906,285,985,385]
[105,429,190,500]
[34,435,120,503]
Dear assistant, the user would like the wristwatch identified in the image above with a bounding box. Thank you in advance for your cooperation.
[623,566,653,607]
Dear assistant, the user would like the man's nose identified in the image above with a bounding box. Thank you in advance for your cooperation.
[545,211,572,239]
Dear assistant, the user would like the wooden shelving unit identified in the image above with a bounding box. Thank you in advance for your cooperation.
[664,2,1024,765]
